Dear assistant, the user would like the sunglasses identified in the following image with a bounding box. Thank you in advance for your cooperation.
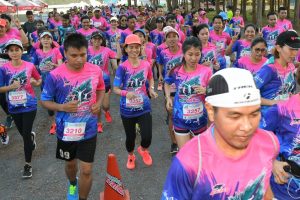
[121,19,127,22]
[254,48,266,53]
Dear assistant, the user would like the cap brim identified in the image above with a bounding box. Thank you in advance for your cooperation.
[285,43,300,49]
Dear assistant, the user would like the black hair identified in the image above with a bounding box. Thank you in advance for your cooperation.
[91,32,107,47]
[119,15,127,20]
[191,10,198,17]
[0,14,11,23]
[227,5,233,10]
[169,36,202,75]
[62,14,70,20]
[267,12,277,18]
[26,11,33,16]
[81,15,90,22]
[37,27,48,36]
[166,14,176,22]
[212,15,223,23]
[127,15,137,21]
[244,24,256,33]
[192,23,209,37]
[36,19,45,25]
[278,7,287,12]
[250,37,267,49]
[64,33,88,51]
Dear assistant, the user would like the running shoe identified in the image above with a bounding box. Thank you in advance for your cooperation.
[137,146,153,166]
[104,111,112,123]
[1,135,9,145]
[126,154,136,170]
[157,82,163,91]
[22,164,32,178]
[31,132,36,151]
[4,115,13,129]
[170,143,179,154]
[49,123,56,135]
[97,123,103,133]
[67,178,79,200]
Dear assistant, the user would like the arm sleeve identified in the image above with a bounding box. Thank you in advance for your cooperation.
[232,41,239,53]
[161,157,193,200]
[254,66,272,89]
[31,65,41,80]
[259,105,280,131]
[41,74,56,101]
[109,49,117,59]
[120,32,126,45]
[96,70,105,91]
[147,63,153,81]
[0,68,6,87]
[113,65,124,87]
[164,71,175,85]
[55,48,63,60]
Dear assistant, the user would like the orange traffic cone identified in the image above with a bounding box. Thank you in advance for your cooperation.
[100,154,130,200]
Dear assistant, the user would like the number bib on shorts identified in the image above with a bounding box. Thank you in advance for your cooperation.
[126,95,143,108]
[8,90,27,105]
[63,122,86,141]
[183,103,203,120]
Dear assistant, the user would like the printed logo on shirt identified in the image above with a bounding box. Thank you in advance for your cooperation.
[10,70,27,87]
[40,56,54,72]
[290,118,300,126]
[201,51,215,63]
[179,77,200,97]
[127,70,145,89]
[65,79,93,109]
[89,54,104,67]
[166,56,182,73]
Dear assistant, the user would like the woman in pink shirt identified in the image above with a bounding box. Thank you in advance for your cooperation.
[237,37,268,75]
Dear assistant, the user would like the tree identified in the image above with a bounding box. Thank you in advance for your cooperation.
[257,0,263,27]
[215,0,220,13]
[295,0,300,27]
[252,0,257,24]
[241,0,247,21]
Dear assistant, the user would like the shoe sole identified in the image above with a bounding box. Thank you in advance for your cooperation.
[22,174,32,178]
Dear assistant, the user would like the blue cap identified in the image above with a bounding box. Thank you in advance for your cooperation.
[133,29,146,37]
[219,11,228,20]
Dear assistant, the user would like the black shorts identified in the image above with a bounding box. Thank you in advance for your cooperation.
[56,135,97,163]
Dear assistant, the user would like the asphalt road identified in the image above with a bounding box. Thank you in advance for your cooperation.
[0,87,172,200]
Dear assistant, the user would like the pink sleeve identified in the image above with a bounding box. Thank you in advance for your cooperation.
[31,64,41,80]
[205,69,213,86]
[226,34,232,45]
[147,63,153,80]
[97,69,105,91]
[241,18,245,26]
[55,48,63,60]
[297,51,300,62]
[109,49,117,59]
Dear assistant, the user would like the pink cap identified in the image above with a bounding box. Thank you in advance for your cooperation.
[125,34,141,45]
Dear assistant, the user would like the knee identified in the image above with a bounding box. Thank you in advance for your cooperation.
[80,166,92,177]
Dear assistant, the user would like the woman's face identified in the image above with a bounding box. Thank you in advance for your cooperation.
[120,17,127,26]
[91,37,102,47]
[184,46,201,68]
[125,43,141,58]
[251,42,267,61]
[276,45,299,64]
[198,28,209,43]
[8,45,23,60]
[40,35,53,47]
[244,26,256,41]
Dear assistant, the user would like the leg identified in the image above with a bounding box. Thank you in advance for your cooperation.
[78,161,93,199]
[174,132,192,149]
[0,93,8,114]
[121,116,137,154]
[102,91,110,112]
[137,113,152,149]
[65,159,78,184]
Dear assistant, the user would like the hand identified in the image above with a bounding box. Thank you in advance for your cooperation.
[91,103,101,114]
[30,78,38,87]
[116,33,120,41]
[126,92,137,100]
[165,97,173,112]
[232,32,239,42]
[14,18,21,29]
[193,85,206,95]
[61,100,78,113]
[272,160,290,184]
[149,89,158,98]
[10,80,21,90]
[257,28,263,37]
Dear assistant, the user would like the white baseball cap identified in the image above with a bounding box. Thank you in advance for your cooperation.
[5,39,23,51]
[205,68,261,108]
[163,26,179,38]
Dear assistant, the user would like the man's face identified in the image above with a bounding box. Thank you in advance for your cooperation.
[62,18,70,26]
[268,14,277,27]
[213,18,223,31]
[156,8,164,17]
[166,32,179,48]
[94,10,100,18]
[166,19,176,28]
[26,14,34,22]
[128,18,136,29]
[64,47,87,70]
[88,12,93,18]
[206,104,261,150]
[279,10,287,19]
[0,25,6,37]
[81,19,90,29]
[36,23,44,29]
[71,10,75,16]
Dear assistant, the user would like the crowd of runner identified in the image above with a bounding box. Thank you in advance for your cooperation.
[0,3,300,200]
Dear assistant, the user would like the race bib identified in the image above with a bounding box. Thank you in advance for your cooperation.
[63,122,86,141]
[8,90,27,105]
[94,22,102,28]
[183,103,203,120]
[126,95,143,108]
